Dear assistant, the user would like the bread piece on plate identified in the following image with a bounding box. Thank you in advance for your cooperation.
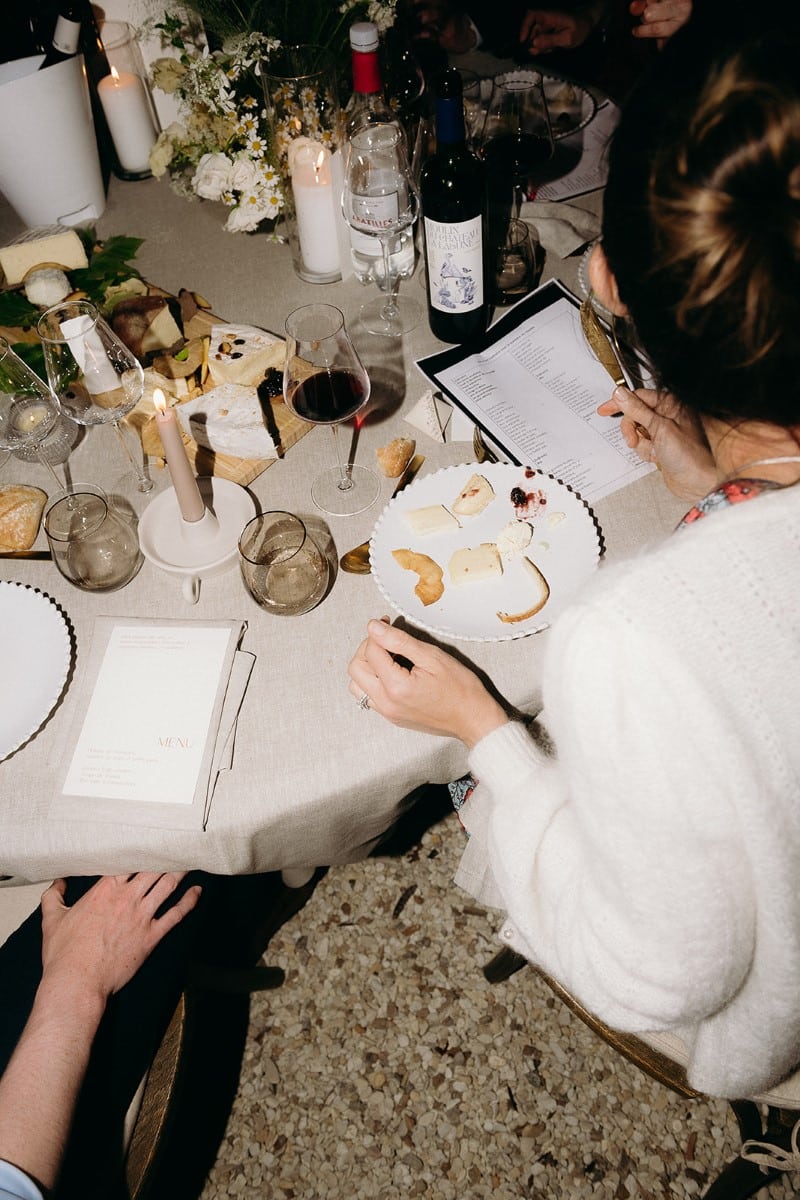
[497,556,550,623]
[392,548,445,606]
[0,485,47,551]
[452,473,495,516]
[405,504,460,536]
[377,436,415,478]
[449,543,502,586]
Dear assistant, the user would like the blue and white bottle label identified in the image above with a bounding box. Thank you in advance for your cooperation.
[425,216,483,314]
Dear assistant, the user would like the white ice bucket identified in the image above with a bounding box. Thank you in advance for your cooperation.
[0,54,106,227]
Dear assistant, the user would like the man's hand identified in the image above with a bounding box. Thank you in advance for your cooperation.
[520,7,597,53]
[348,619,507,748]
[40,873,202,1006]
[598,385,718,501]
[630,0,692,44]
[411,0,478,51]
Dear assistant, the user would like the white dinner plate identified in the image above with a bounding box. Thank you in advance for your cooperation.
[542,74,598,141]
[0,581,72,759]
[370,463,602,642]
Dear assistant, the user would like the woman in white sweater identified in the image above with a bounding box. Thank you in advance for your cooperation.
[348,13,800,1099]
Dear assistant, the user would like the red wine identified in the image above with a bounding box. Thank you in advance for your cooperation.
[482,133,554,190]
[420,68,489,344]
[288,370,367,424]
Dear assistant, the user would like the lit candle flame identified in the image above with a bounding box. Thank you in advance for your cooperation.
[314,149,325,182]
[110,65,121,83]
[153,388,167,415]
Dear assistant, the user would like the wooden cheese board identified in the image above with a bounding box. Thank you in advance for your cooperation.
[1,282,312,489]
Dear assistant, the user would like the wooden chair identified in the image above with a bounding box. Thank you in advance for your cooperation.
[484,947,800,1200]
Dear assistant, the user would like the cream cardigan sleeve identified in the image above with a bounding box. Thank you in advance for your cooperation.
[457,594,757,1037]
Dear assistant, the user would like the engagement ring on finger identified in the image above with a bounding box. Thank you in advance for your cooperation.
[358,692,371,711]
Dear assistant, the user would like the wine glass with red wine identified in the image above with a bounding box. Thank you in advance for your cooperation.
[283,304,380,517]
[479,69,554,221]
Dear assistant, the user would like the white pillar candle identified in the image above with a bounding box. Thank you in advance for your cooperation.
[97,66,157,174]
[153,390,205,524]
[290,143,340,277]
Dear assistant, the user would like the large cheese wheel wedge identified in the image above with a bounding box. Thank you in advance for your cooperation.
[0,230,87,286]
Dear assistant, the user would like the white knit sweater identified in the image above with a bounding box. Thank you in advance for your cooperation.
[455,483,800,1098]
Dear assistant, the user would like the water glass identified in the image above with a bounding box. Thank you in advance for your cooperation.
[238,512,329,616]
[491,219,543,306]
[44,484,142,591]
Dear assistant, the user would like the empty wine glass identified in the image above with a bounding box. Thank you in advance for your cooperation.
[343,122,420,337]
[479,69,554,221]
[37,300,154,493]
[0,336,65,490]
[283,304,379,516]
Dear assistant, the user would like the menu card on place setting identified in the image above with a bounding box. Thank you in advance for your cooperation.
[416,280,654,504]
[52,618,253,831]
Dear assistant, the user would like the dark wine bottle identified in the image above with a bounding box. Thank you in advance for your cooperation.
[77,1,117,181]
[39,0,83,68]
[420,67,488,344]
[3,1,48,64]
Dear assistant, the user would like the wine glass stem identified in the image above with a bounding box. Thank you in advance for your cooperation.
[330,423,353,493]
[34,446,64,491]
[379,236,399,322]
[113,420,153,493]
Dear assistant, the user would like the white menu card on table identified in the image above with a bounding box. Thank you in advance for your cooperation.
[54,617,252,830]
[416,280,654,503]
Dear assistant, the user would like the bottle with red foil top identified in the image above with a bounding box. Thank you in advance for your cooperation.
[344,22,415,287]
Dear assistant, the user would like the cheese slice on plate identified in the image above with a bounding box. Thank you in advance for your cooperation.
[405,504,460,536]
[449,543,502,585]
[176,383,277,460]
[451,473,495,516]
[207,323,283,387]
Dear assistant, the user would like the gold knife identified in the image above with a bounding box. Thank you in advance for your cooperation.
[580,296,626,388]
[580,298,652,440]
[0,550,52,560]
[339,454,425,575]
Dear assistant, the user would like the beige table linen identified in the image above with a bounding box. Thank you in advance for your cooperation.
[0,179,686,882]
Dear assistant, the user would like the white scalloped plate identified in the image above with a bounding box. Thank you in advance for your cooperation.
[370,463,602,642]
[543,74,598,141]
[0,581,71,759]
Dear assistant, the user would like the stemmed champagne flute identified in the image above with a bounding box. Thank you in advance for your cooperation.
[343,123,420,337]
[479,70,554,221]
[283,304,379,516]
[0,336,66,490]
[37,300,153,493]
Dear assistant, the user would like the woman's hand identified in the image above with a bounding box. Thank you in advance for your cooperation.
[348,619,508,748]
[598,384,718,501]
[630,0,691,44]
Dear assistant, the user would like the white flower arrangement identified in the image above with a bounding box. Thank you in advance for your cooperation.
[148,2,399,233]
[149,21,285,233]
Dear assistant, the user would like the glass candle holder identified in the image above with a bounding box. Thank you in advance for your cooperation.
[264,46,344,283]
[99,20,161,180]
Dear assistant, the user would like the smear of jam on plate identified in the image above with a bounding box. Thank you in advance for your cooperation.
[510,484,547,518]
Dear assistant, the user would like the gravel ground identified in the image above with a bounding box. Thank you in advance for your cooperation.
[200,814,797,1200]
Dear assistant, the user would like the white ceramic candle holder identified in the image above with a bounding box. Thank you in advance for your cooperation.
[138,477,255,603]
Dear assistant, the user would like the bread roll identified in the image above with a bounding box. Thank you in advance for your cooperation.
[377,437,415,478]
[0,485,47,551]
